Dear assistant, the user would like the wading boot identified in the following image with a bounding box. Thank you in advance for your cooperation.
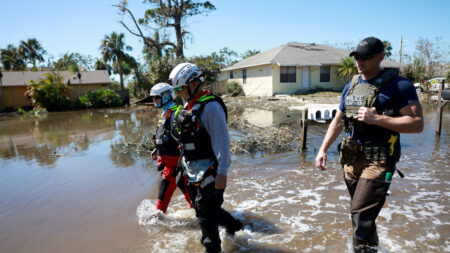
[225,219,243,236]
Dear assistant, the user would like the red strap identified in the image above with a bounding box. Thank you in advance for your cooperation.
[187,90,209,110]
[163,109,172,119]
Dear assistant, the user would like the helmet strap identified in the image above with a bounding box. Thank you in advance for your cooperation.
[187,82,201,101]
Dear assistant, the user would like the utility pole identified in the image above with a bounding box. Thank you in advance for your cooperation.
[436,79,449,135]
[399,36,403,64]
[0,70,3,110]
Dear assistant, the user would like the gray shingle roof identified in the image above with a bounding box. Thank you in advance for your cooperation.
[1,70,111,87]
[221,42,403,71]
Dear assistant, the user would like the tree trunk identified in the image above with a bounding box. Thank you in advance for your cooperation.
[174,22,184,59]
[118,57,124,90]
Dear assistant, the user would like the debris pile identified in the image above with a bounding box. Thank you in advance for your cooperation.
[111,135,155,157]
[230,126,299,155]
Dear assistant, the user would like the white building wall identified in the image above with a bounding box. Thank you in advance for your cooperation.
[273,65,307,94]
[310,65,347,91]
[219,64,273,97]
[243,65,272,96]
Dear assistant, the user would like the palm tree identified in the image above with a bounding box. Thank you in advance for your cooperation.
[19,38,47,70]
[99,32,132,90]
[94,59,112,75]
[53,52,77,71]
[0,44,26,70]
[337,57,358,83]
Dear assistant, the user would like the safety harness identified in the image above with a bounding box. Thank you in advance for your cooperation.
[173,93,227,162]
[153,105,181,157]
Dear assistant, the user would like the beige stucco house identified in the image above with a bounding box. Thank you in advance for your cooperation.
[218,43,403,96]
[0,70,111,111]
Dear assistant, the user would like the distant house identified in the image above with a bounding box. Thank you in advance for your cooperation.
[218,43,403,96]
[0,70,111,111]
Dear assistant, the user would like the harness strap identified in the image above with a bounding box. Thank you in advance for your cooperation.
[349,74,362,94]
[396,169,405,178]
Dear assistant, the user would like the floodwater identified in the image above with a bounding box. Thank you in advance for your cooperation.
[0,104,448,253]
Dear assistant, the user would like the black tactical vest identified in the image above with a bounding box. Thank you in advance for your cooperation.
[155,105,181,156]
[173,94,227,161]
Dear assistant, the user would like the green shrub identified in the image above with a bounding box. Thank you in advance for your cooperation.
[25,72,70,111]
[76,88,122,109]
[227,80,243,97]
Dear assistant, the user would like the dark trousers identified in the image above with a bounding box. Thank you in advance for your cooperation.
[343,155,394,253]
[187,180,241,253]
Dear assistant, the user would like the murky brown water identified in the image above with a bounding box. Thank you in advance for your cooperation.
[0,104,448,253]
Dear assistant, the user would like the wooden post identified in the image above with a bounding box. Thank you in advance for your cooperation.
[436,79,444,135]
[300,108,308,150]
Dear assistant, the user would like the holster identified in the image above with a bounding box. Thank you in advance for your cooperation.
[339,137,361,165]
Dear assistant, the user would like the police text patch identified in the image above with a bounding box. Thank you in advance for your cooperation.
[346,95,364,106]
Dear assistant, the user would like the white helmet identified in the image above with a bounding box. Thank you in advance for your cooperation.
[168,63,204,89]
[150,82,175,107]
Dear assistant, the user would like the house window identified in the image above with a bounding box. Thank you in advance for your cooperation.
[320,66,331,82]
[243,69,247,84]
[280,66,296,83]
[230,70,233,79]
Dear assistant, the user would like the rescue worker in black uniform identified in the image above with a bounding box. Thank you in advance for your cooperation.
[168,63,243,253]
[315,37,424,252]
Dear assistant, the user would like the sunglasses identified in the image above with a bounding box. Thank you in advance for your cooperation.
[354,54,375,61]
[175,86,184,92]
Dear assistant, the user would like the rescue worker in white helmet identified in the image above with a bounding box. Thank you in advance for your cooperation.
[149,82,193,217]
[168,63,242,253]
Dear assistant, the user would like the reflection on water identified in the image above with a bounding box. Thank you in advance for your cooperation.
[240,108,302,128]
[0,104,448,253]
[0,109,159,166]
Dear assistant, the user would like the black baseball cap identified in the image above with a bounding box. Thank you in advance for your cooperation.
[349,37,384,57]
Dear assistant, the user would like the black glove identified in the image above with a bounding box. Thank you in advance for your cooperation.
[157,163,165,171]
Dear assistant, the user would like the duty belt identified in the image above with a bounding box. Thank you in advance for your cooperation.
[340,137,391,162]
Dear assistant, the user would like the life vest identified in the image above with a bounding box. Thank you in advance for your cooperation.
[154,105,181,156]
[173,93,227,162]
[341,70,401,162]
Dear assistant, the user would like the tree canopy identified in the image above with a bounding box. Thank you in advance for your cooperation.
[116,0,215,59]
[337,57,357,83]
[382,41,392,59]
[241,49,261,59]
[99,32,132,90]
[0,44,26,70]
[19,38,47,70]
